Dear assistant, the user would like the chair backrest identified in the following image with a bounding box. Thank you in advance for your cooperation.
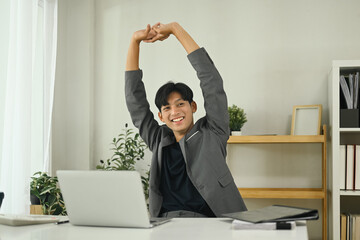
[0,192,4,209]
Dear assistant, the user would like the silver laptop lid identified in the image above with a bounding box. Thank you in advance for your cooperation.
[57,170,150,228]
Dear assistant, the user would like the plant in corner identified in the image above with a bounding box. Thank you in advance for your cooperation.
[228,104,247,135]
[96,124,150,201]
[30,172,67,215]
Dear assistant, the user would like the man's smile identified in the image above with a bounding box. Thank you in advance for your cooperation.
[171,117,184,123]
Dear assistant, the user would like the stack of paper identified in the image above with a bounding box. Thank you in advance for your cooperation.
[232,219,296,230]
[0,214,69,226]
[340,72,360,109]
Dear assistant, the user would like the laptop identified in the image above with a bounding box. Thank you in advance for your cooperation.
[57,170,170,228]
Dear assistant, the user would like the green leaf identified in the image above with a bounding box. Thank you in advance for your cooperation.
[47,194,57,205]
[39,186,56,195]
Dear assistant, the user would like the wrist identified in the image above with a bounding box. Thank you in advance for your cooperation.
[170,22,181,35]
[131,34,142,45]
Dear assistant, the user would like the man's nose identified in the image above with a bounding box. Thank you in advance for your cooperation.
[170,106,180,116]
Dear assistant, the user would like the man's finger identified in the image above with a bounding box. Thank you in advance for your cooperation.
[145,24,151,34]
[160,35,170,41]
[152,22,161,29]
[148,30,157,38]
[144,36,158,43]
[151,22,162,33]
[146,35,161,43]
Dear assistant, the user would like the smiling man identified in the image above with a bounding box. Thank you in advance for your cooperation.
[156,84,197,142]
[125,22,247,218]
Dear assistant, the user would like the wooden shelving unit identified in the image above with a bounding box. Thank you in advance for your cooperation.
[238,188,325,199]
[228,134,325,144]
[228,126,327,240]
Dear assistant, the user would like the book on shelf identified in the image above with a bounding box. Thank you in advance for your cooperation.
[356,215,360,240]
[341,213,346,240]
[341,145,346,189]
[340,145,360,190]
[356,146,360,190]
[340,213,360,240]
[355,72,359,109]
[346,145,355,190]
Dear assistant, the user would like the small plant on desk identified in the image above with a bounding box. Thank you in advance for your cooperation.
[30,172,67,215]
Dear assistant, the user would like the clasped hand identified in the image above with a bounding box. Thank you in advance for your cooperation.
[133,22,173,43]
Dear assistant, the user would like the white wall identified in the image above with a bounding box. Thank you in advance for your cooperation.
[53,0,94,171]
[0,0,10,175]
[54,1,360,239]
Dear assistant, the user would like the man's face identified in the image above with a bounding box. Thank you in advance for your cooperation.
[158,91,197,140]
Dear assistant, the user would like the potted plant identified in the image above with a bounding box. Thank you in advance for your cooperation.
[96,124,150,201]
[30,172,67,215]
[228,104,247,136]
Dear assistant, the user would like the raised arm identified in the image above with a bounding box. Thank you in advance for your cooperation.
[125,25,160,150]
[126,24,157,71]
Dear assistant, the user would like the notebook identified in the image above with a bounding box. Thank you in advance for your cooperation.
[223,205,319,223]
[57,170,170,228]
[0,214,67,226]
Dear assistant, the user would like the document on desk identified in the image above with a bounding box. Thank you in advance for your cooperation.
[0,214,69,226]
[232,219,296,230]
[223,205,319,223]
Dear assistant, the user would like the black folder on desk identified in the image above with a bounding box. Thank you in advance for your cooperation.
[223,205,319,223]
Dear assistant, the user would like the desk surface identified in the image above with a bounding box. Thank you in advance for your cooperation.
[0,218,308,240]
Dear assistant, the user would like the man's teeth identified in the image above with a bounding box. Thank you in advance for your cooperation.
[173,117,184,122]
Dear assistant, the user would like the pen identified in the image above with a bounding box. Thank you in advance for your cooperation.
[56,220,69,225]
[276,221,292,230]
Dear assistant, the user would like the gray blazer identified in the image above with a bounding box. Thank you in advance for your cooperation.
[125,47,247,217]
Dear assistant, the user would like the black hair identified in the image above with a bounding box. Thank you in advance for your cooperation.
[155,81,193,112]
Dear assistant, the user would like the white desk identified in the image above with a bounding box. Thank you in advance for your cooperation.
[0,218,308,240]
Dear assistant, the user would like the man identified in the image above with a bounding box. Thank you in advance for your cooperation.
[125,22,246,218]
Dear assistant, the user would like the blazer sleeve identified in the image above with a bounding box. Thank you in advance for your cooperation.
[125,70,160,151]
[187,48,230,136]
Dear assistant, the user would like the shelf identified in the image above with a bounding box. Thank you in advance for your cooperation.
[228,135,326,144]
[340,190,360,196]
[340,128,360,133]
[238,188,325,199]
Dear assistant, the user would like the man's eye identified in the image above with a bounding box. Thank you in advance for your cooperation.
[163,107,170,111]
[178,103,184,106]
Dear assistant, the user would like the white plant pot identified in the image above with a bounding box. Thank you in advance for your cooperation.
[231,131,242,136]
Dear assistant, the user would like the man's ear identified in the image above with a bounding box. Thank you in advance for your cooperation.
[191,101,197,113]
[158,112,165,123]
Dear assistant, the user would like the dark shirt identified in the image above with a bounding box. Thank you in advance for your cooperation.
[159,142,215,217]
